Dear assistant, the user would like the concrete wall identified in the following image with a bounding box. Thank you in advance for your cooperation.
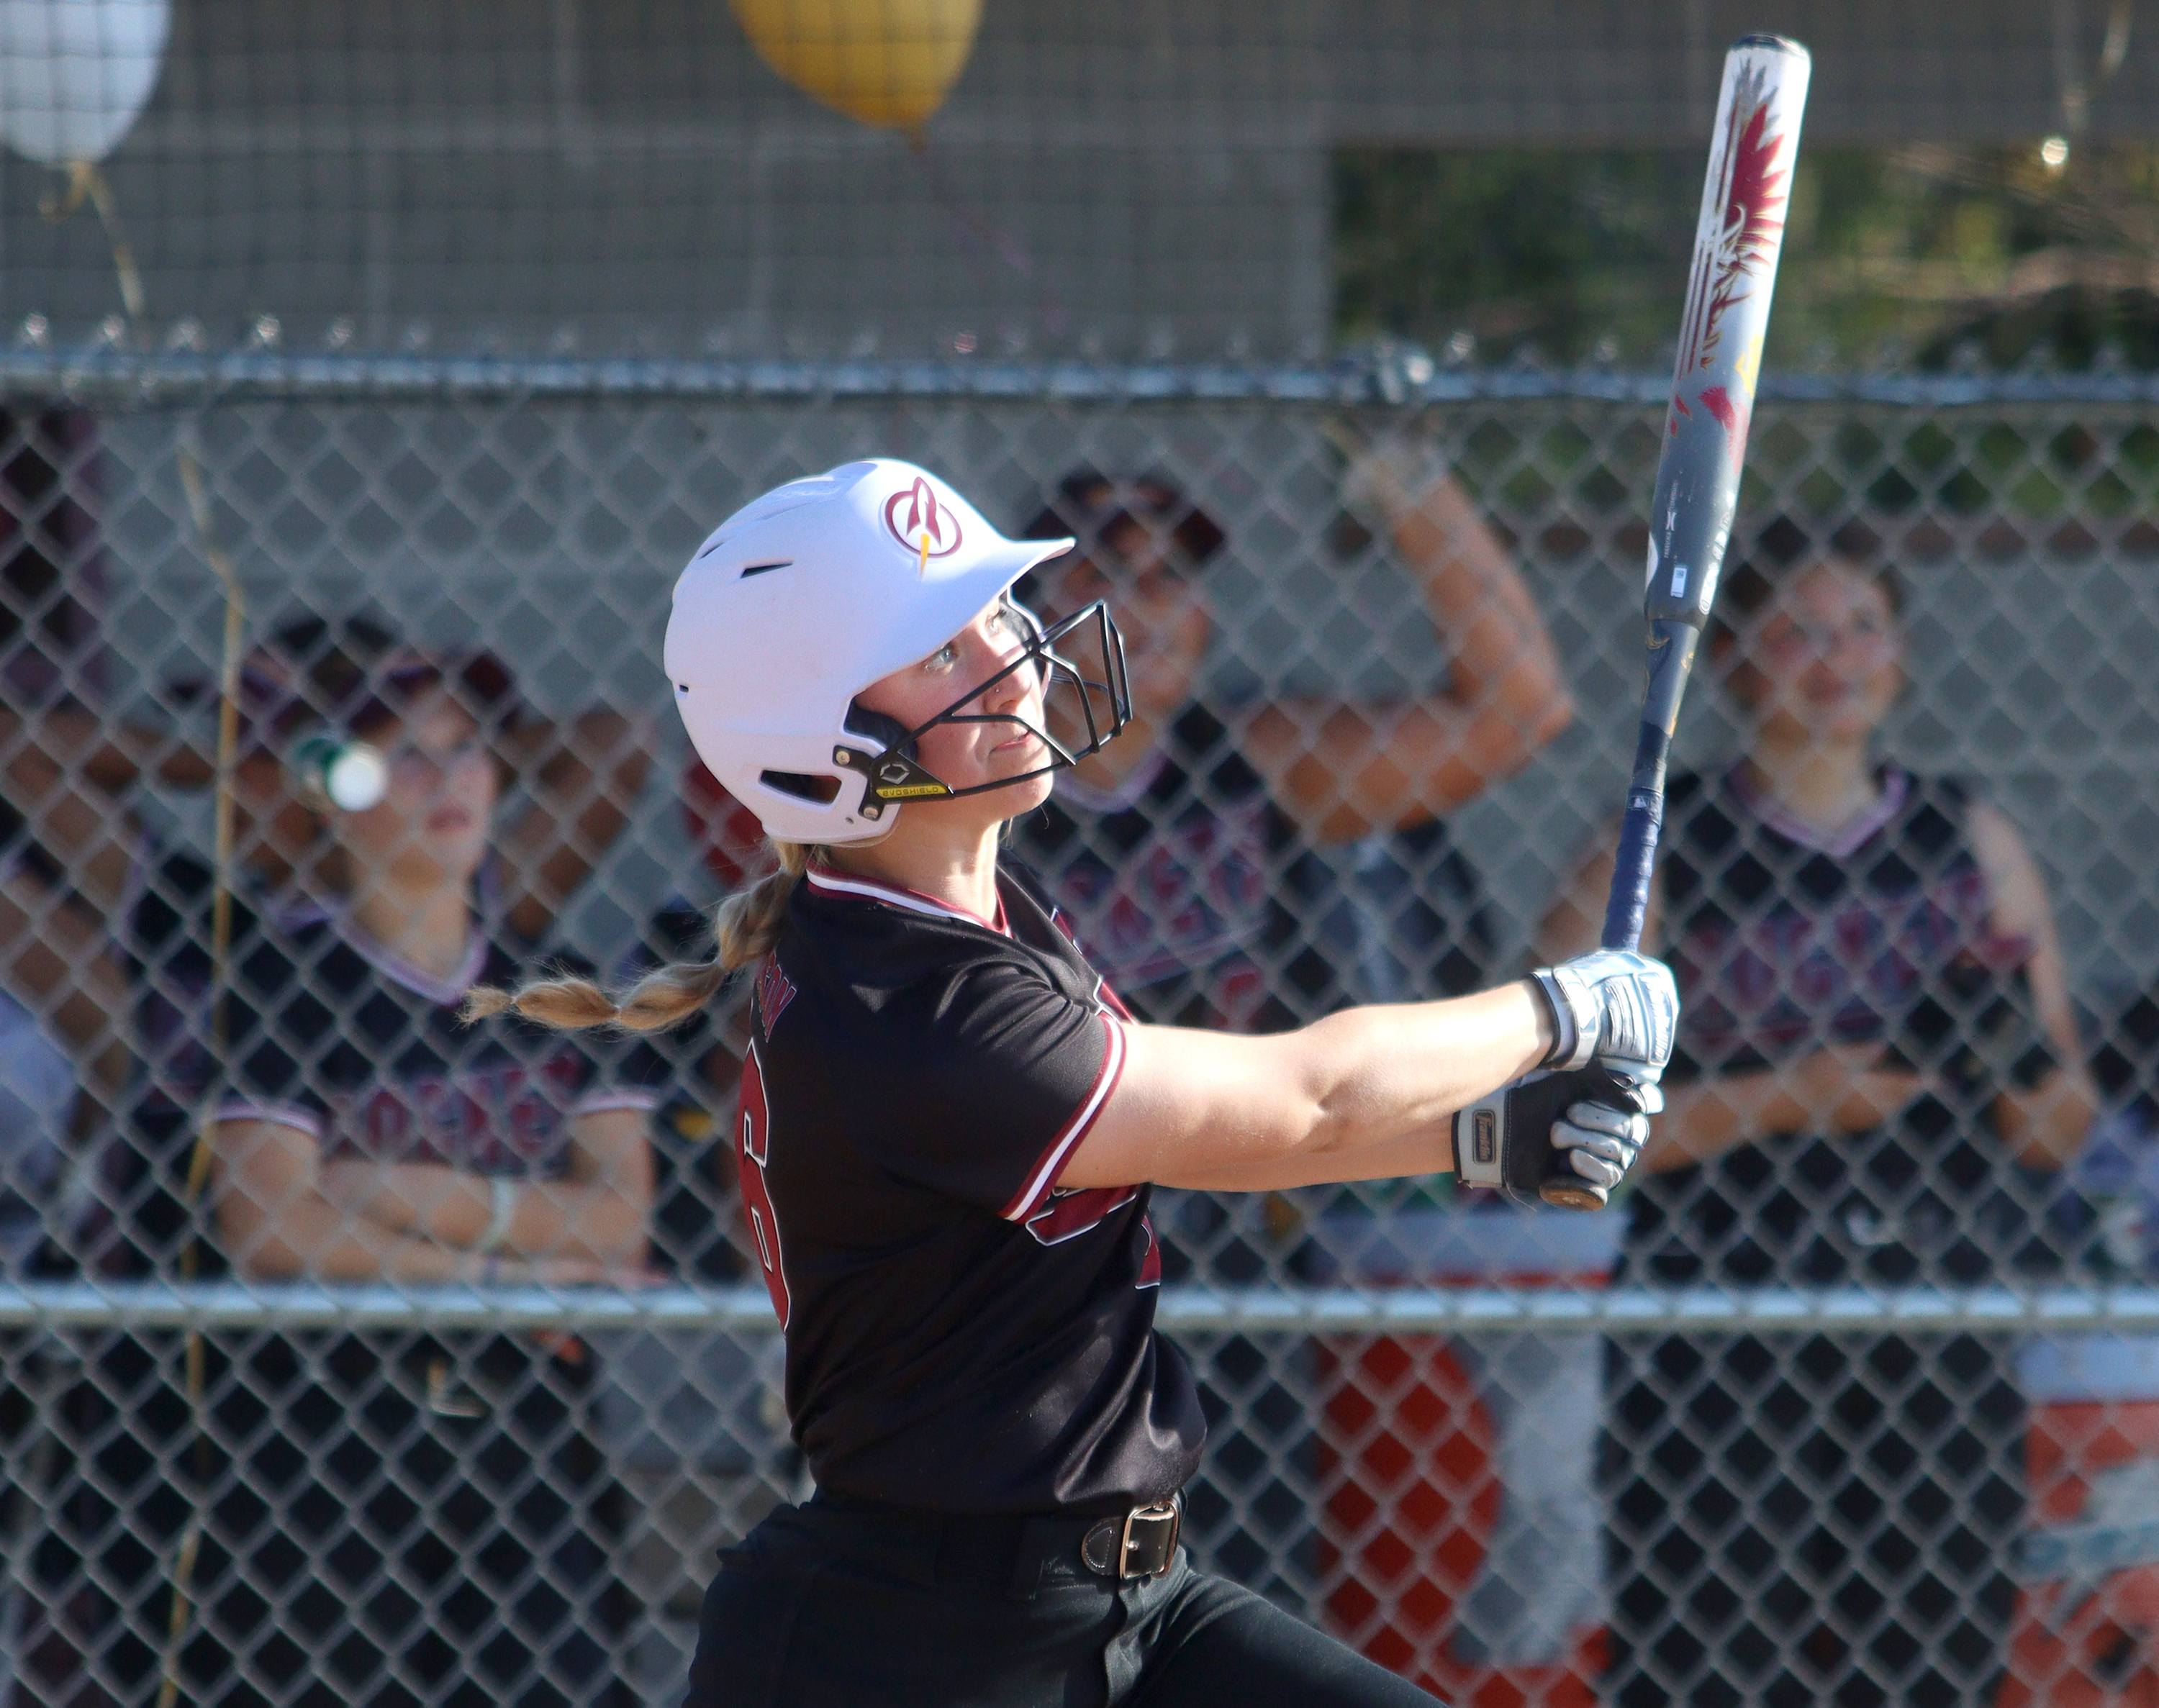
[0,1,2144,359]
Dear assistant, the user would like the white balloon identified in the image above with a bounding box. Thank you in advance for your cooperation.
[0,0,169,167]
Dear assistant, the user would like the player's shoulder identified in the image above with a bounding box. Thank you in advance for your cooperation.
[995,860,1070,937]
[779,865,1092,1025]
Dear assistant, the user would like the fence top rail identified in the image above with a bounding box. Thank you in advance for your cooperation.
[3,349,2157,409]
[6,1281,2159,1335]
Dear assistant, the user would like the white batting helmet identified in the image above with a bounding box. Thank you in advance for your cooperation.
[665,458,1129,845]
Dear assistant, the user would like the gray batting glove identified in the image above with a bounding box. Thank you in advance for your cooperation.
[1529,948,1680,1089]
[1552,1083,1663,1191]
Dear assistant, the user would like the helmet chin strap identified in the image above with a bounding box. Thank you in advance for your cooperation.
[830,599,1131,822]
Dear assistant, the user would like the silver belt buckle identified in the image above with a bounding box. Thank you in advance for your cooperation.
[1118,1491,1182,1580]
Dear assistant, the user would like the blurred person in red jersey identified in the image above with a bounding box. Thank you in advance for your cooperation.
[1539,514,2097,1708]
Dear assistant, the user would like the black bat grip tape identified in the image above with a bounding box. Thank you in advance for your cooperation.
[1600,782,1665,953]
[1600,619,1698,953]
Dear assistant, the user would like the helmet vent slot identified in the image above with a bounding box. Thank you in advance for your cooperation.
[759,769,840,804]
[738,559,793,578]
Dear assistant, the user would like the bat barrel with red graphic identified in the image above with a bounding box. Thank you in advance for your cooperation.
[1598,33,1811,958]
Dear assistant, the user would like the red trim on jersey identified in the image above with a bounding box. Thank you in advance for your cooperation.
[1025,1185,1138,1245]
[804,864,1010,935]
[999,1012,1127,1223]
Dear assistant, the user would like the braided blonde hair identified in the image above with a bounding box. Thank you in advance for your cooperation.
[463,841,818,1032]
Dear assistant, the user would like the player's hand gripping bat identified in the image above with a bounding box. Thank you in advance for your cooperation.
[1548,35,1812,1209]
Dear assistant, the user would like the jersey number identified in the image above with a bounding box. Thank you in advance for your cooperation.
[736,1043,792,1329]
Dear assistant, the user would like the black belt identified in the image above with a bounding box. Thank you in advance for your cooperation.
[812,1490,1184,1588]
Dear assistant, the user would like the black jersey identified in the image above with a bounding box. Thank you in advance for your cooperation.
[1626,766,2068,1286]
[741,862,1205,1515]
[212,916,653,1169]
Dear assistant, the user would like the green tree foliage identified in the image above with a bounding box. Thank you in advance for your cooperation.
[1333,142,2159,370]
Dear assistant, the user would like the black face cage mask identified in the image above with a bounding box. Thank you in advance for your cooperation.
[828,599,1131,822]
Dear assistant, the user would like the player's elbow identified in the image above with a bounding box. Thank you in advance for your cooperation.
[1462,688,1577,798]
[1273,1022,1379,1160]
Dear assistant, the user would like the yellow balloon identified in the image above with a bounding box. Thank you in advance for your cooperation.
[731,0,982,132]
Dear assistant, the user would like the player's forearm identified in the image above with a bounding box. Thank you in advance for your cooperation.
[1164,1127,1453,1191]
[1288,981,1551,1161]
[1073,984,1549,1194]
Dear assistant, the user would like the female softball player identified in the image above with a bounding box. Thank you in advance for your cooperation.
[472,458,1678,1707]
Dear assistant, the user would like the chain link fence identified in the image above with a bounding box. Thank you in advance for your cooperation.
[0,356,2153,1704]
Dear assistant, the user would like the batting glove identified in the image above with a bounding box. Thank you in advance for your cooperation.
[1553,1082,1662,1191]
[1529,949,1680,1090]
[1452,1067,1662,1211]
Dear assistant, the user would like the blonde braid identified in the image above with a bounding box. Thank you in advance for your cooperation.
[463,840,818,1032]
[712,840,813,971]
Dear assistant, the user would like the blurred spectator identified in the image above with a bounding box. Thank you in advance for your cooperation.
[1538,516,2097,1708]
[1013,450,1555,1038]
[0,807,129,1273]
[0,401,110,1704]
[1,614,652,1704]
[195,626,655,1704]
[0,406,122,1259]
[0,611,651,1273]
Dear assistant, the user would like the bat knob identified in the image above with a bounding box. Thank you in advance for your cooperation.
[1539,1178,1609,1213]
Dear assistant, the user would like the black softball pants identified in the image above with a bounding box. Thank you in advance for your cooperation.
[687,1495,1439,1707]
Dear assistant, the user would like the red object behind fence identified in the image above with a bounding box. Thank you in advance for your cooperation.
[1310,1207,1616,1707]
[2003,1338,2159,1707]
